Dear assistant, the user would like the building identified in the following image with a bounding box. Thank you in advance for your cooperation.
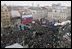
[11,10,21,26]
[47,4,71,22]
[1,4,11,28]
[29,7,48,21]
[66,7,71,20]
[16,7,31,16]
[47,12,67,22]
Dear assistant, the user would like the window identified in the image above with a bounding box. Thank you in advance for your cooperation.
[2,12,5,14]
[1,12,2,14]
[5,9,7,11]
[2,16,5,17]
[5,15,8,17]
[55,10,56,12]
[3,21,6,24]
[6,12,8,15]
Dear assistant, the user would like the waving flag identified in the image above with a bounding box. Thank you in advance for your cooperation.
[21,15,33,24]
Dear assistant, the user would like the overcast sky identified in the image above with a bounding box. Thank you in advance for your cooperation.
[1,1,71,7]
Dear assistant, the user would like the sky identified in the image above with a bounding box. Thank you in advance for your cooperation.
[1,1,71,7]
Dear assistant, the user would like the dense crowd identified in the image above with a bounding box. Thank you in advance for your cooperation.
[1,19,71,48]
[1,27,26,48]
[24,20,60,48]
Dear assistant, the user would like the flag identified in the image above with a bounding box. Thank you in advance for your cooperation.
[21,15,33,24]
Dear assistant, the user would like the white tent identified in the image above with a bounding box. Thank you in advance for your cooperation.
[5,43,23,48]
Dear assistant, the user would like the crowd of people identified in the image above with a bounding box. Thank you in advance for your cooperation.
[1,27,26,48]
[1,18,71,48]
[24,19,60,48]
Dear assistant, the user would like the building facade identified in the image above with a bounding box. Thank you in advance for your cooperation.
[11,10,21,26]
[29,7,48,21]
[47,4,71,22]
[1,4,11,28]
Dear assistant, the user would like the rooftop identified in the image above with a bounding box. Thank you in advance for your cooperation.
[11,10,21,17]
